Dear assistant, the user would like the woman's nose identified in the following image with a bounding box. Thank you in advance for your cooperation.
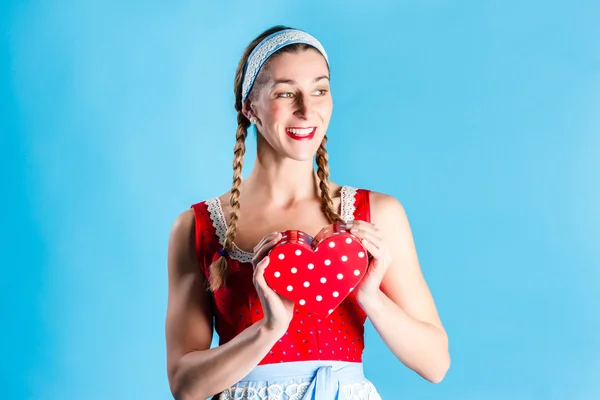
[294,94,315,119]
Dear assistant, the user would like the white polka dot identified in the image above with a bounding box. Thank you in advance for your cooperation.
[324,259,331,266]
[287,285,293,291]
[295,249,302,256]
[333,291,339,298]
[349,287,354,292]
[345,238,352,244]
[304,281,310,288]
[358,251,365,258]
[354,269,360,276]
[316,295,323,301]
[299,299,306,305]
[308,263,314,270]
[291,267,297,274]
[274,271,281,278]
[278,253,285,260]
[329,242,335,248]
[341,255,348,262]
[320,277,327,284]
[328,309,334,314]
[337,273,344,279]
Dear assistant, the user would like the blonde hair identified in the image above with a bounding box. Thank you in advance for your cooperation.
[208,26,343,291]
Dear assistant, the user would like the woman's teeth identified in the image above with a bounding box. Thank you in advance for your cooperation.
[286,127,314,136]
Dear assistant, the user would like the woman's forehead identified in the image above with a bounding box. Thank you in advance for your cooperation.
[266,50,329,80]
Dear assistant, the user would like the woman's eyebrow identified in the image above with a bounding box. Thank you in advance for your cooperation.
[270,75,330,89]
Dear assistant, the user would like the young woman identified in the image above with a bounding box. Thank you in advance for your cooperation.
[166,25,450,400]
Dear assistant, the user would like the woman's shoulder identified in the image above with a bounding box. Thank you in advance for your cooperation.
[367,189,402,206]
[172,192,222,236]
[364,189,408,227]
[343,186,394,223]
[189,194,219,209]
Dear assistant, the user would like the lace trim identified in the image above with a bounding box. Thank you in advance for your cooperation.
[206,185,358,263]
[218,381,380,400]
[340,185,357,222]
[205,198,255,264]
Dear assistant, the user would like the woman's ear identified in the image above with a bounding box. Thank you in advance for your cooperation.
[241,100,254,121]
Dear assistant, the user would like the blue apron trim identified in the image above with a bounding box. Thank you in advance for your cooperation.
[238,360,365,400]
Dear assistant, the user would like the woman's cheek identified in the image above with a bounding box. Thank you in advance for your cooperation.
[269,102,289,119]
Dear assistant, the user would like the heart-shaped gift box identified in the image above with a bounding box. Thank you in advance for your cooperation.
[264,222,369,316]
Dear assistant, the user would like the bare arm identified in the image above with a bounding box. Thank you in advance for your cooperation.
[352,193,450,383]
[165,210,286,400]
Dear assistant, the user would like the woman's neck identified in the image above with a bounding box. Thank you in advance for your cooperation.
[242,160,322,208]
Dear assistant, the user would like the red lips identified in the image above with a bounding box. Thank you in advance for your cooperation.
[285,127,316,141]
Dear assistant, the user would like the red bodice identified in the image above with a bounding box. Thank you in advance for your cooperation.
[190,186,371,365]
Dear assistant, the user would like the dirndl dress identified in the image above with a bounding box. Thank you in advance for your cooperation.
[191,186,380,400]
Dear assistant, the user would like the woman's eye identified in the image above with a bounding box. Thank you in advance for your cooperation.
[276,89,328,98]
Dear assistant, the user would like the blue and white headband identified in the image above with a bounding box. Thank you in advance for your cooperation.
[241,29,329,103]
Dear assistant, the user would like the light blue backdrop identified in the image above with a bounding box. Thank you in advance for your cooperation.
[2,1,599,399]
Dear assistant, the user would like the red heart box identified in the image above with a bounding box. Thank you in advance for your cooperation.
[264,222,369,316]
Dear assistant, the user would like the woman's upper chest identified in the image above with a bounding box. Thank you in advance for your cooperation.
[211,185,359,260]
[205,186,365,263]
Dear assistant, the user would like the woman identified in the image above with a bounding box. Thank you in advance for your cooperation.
[166,25,450,400]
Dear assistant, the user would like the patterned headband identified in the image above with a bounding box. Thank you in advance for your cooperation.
[241,29,329,103]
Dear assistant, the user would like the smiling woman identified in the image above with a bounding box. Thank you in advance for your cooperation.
[165,25,450,400]
[245,43,333,162]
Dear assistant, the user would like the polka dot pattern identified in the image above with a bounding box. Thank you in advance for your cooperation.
[264,229,369,317]
[188,187,371,365]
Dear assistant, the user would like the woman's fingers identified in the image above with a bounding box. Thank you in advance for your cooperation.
[346,221,381,238]
[253,255,270,287]
[253,255,279,297]
[360,237,381,258]
[252,232,282,266]
[253,231,278,254]
[350,227,383,248]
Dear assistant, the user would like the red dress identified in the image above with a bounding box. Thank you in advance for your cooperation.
[190,186,371,365]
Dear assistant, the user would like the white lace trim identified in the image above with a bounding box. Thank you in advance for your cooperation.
[218,381,380,400]
[206,186,358,264]
[340,185,357,223]
[206,197,255,264]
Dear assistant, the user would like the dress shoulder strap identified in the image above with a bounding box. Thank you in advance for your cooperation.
[189,201,212,278]
[352,189,371,223]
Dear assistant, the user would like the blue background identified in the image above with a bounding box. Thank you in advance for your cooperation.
[2,1,599,399]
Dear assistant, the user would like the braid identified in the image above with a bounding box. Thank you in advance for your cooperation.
[208,24,326,290]
[316,135,344,224]
[208,112,249,291]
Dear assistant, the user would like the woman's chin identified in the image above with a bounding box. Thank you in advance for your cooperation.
[288,143,324,161]
[285,152,317,162]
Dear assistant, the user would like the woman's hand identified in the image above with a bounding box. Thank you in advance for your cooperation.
[251,232,295,334]
[344,220,393,306]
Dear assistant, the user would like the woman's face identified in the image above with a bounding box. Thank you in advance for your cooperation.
[245,49,333,161]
